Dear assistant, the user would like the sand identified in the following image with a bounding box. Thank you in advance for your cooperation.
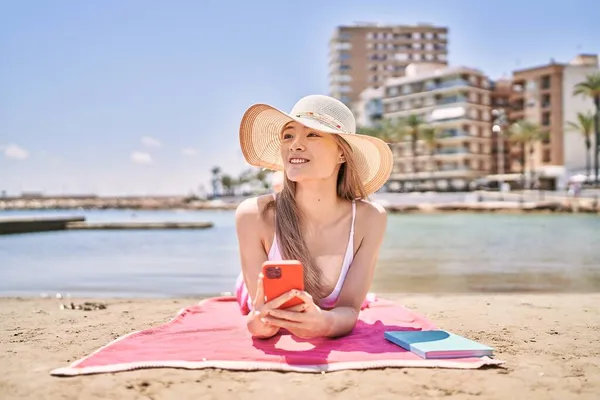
[1,293,599,400]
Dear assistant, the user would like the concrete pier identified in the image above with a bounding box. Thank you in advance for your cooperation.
[66,221,214,230]
[0,216,86,235]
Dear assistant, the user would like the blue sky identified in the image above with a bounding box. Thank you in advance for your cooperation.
[1,0,597,195]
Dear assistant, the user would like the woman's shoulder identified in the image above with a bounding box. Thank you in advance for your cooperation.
[356,198,387,218]
[355,199,387,231]
[235,194,276,228]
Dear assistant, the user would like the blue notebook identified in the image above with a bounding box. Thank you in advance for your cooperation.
[384,330,494,359]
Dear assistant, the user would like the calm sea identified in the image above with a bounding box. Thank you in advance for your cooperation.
[0,209,599,298]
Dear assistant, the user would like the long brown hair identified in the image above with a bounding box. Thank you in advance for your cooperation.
[264,135,369,300]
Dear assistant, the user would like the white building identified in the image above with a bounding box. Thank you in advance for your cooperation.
[381,62,493,191]
[563,55,599,180]
[510,54,599,190]
[352,87,384,128]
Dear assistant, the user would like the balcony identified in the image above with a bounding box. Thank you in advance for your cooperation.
[437,95,468,105]
[384,96,470,115]
[365,99,384,117]
[389,167,485,180]
[385,77,487,101]
[330,32,352,43]
[436,148,469,155]
[436,79,470,89]
[392,144,491,158]
[421,79,471,91]
[437,130,471,141]
[437,129,491,143]
[439,129,468,138]
[435,148,491,158]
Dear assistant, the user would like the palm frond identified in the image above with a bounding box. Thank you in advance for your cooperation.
[566,111,595,139]
[573,72,600,98]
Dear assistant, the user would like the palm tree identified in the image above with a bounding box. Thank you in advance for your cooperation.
[220,174,236,196]
[573,72,600,186]
[356,126,381,138]
[358,119,406,173]
[405,114,422,177]
[237,169,255,185]
[363,116,422,190]
[254,168,272,189]
[210,166,221,197]
[420,126,438,182]
[357,118,404,143]
[508,120,548,188]
[507,123,528,182]
[566,111,595,178]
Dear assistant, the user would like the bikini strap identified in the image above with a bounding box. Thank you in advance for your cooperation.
[350,200,356,235]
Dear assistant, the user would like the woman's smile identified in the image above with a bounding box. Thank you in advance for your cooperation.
[288,157,310,165]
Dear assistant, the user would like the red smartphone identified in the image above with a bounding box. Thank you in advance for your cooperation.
[262,260,304,309]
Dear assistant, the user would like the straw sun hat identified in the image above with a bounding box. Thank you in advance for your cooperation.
[239,94,394,195]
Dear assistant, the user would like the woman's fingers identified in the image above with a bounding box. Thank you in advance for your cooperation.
[264,289,302,310]
[261,316,302,330]
[267,308,307,322]
[285,303,308,312]
[293,290,316,306]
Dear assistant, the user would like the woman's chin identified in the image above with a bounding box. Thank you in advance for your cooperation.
[285,173,305,182]
[286,171,320,183]
[285,167,337,184]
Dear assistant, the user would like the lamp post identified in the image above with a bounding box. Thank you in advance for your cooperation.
[492,109,507,190]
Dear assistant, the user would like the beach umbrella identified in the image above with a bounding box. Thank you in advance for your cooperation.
[570,174,588,183]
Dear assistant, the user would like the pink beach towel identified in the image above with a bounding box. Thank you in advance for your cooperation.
[50,296,503,376]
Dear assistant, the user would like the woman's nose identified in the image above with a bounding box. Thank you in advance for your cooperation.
[289,137,306,151]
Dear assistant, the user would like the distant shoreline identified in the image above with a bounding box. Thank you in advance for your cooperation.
[0,195,598,214]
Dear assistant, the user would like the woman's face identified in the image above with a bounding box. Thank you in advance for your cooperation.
[280,121,343,184]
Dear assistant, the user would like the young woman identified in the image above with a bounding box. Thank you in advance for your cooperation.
[235,94,393,340]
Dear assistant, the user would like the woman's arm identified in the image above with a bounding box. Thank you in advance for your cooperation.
[324,201,388,337]
[235,196,280,338]
[235,197,268,298]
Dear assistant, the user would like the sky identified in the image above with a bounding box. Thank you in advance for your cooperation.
[1,0,598,196]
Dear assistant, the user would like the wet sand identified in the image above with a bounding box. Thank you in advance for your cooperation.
[1,293,599,399]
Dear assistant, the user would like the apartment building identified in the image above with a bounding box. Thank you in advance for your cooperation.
[352,87,384,128]
[381,63,493,191]
[328,23,448,106]
[509,54,599,189]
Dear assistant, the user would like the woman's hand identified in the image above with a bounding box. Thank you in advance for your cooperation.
[261,290,332,339]
[247,273,307,338]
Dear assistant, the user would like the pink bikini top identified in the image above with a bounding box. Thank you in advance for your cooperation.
[268,199,356,309]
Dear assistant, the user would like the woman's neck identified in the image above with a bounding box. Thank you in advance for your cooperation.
[293,178,345,227]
